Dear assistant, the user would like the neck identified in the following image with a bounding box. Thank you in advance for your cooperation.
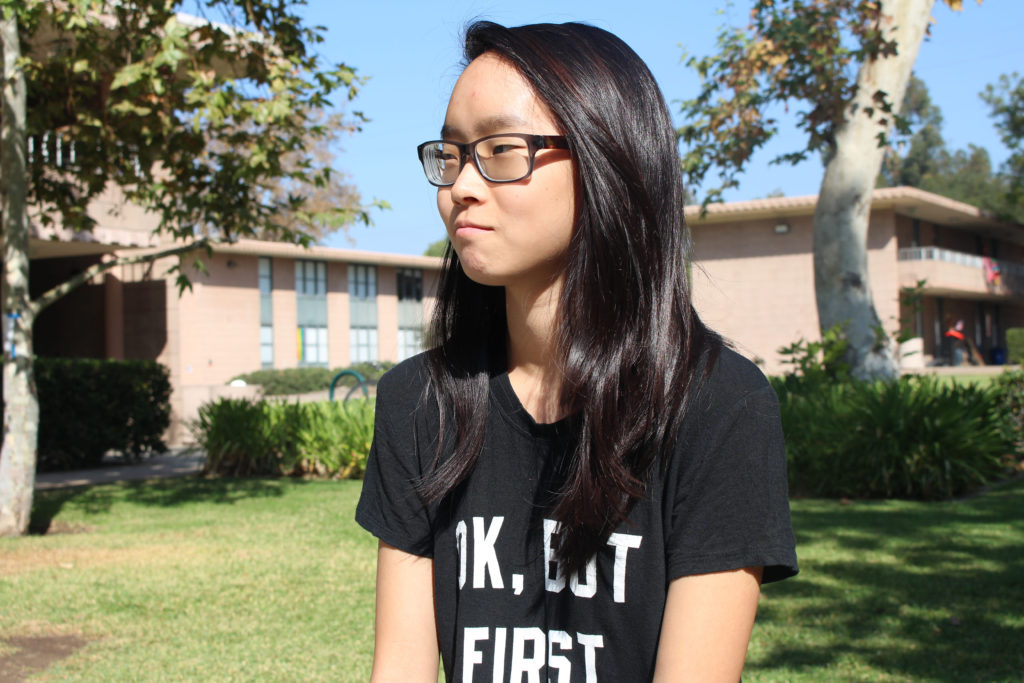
[505,277,565,424]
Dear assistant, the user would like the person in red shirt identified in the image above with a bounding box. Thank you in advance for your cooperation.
[945,319,967,366]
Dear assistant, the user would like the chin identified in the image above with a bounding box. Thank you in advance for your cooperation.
[459,265,506,289]
[452,248,498,286]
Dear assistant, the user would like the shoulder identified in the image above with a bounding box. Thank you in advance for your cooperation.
[672,345,781,454]
[662,346,797,583]
[696,346,776,414]
[374,352,436,426]
[377,352,432,401]
[379,352,431,388]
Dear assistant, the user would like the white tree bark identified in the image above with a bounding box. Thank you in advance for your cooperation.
[813,0,936,381]
[0,7,38,537]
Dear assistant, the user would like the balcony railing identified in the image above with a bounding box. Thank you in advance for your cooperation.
[28,132,142,174]
[898,246,1024,278]
[28,132,76,168]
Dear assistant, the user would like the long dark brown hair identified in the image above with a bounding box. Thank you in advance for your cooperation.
[420,21,721,575]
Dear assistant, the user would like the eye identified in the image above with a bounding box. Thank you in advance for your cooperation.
[479,137,528,159]
[430,144,459,168]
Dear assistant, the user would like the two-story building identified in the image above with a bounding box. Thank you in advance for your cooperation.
[30,190,441,442]
[689,186,1024,373]
[31,184,1023,441]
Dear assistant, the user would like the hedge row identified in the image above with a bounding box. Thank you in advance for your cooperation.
[1006,328,1024,365]
[198,359,1024,500]
[229,362,394,396]
[192,398,374,479]
[774,374,1017,500]
[36,357,171,471]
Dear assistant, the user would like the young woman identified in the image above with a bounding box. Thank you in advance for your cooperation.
[356,21,797,682]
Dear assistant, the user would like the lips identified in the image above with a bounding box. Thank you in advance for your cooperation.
[453,222,493,236]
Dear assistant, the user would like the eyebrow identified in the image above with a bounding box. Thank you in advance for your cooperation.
[440,114,532,140]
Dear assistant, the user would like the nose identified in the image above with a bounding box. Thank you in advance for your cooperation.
[449,151,486,204]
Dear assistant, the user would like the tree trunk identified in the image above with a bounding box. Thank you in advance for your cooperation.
[0,8,38,538]
[813,0,936,381]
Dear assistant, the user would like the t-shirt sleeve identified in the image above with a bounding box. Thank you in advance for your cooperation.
[664,378,798,584]
[355,368,436,558]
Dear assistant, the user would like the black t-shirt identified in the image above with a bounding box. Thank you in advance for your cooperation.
[356,347,798,682]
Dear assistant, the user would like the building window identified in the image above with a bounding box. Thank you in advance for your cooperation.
[350,327,378,364]
[260,325,274,366]
[349,263,376,299]
[298,325,328,365]
[348,264,378,363]
[296,259,328,366]
[397,268,424,361]
[296,259,327,296]
[259,257,274,368]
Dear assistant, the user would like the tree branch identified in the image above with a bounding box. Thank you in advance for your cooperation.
[31,239,213,315]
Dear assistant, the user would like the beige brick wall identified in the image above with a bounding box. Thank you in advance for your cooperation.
[691,210,899,374]
[378,266,398,362]
[327,261,350,366]
[176,253,262,387]
[160,253,441,440]
[868,210,901,338]
[271,257,298,368]
[691,215,818,372]
[171,255,439,380]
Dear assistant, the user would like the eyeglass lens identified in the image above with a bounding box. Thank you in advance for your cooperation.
[421,136,534,185]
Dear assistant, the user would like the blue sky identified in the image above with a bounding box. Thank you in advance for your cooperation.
[293,0,1023,256]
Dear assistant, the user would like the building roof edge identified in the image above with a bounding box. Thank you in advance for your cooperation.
[212,239,444,269]
[685,186,1022,231]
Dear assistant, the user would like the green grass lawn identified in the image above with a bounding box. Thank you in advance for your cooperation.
[2,477,1022,681]
[2,479,378,681]
[930,373,999,388]
[750,481,1024,681]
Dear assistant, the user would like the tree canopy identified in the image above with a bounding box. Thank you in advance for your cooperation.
[981,72,1024,214]
[0,0,373,537]
[423,237,448,257]
[879,72,1024,223]
[679,0,970,205]
[677,0,970,380]
[878,74,946,188]
[19,0,371,253]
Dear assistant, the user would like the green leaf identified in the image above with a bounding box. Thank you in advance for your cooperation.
[109,101,152,117]
[110,62,147,91]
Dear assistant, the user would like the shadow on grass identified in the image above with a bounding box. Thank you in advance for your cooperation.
[750,480,1024,681]
[29,477,300,535]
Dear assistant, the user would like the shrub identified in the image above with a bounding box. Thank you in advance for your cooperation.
[296,401,374,478]
[345,362,395,384]
[1006,328,1024,365]
[192,398,374,479]
[191,398,301,477]
[230,362,394,396]
[229,367,334,396]
[36,358,171,471]
[776,323,850,392]
[991,369,1024,454]
[779,376,1014,500]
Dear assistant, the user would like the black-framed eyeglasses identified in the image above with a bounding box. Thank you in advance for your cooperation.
[416,133,569,187]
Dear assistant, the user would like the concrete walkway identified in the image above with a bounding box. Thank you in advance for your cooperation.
[34,449,206,491]
[902,364,1021,377]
